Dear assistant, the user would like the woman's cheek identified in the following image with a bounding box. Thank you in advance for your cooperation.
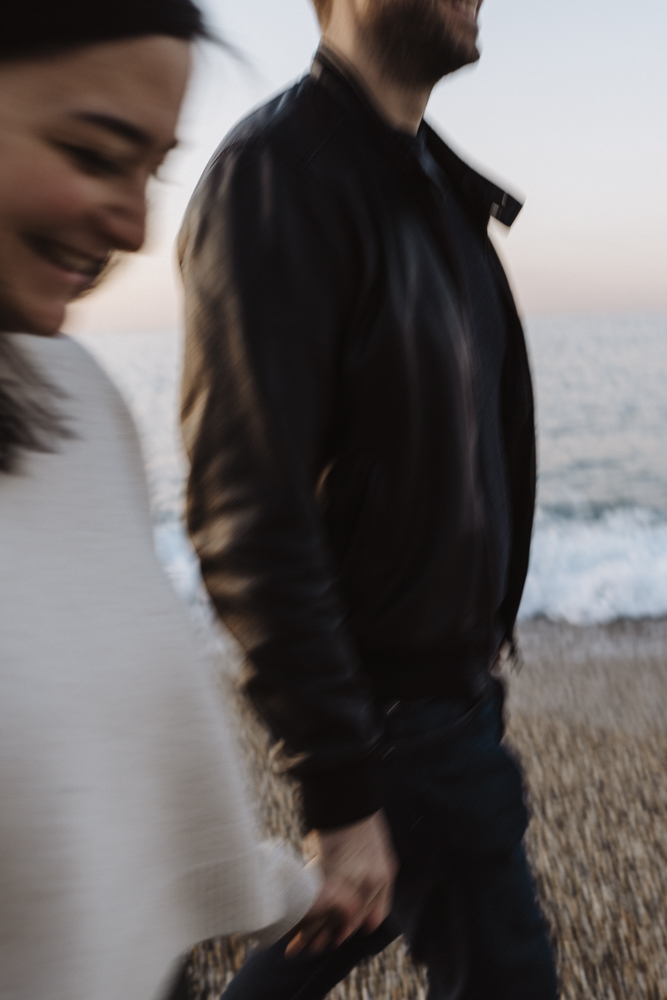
[14,157,97,229]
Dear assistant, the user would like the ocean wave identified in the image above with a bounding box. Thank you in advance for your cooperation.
[79,324,667,627]
[520,506,667,624]
[156,505,667,629]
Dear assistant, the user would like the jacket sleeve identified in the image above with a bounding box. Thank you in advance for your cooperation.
[178,140,381,831]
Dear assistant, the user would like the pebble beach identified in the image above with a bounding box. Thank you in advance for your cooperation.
[190,616,667,1000]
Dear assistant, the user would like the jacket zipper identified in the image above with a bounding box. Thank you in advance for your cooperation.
[421,172,498,657]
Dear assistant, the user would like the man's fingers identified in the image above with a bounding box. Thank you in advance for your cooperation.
[285,927,314,959]
[289,883,392,957]
[286,912,348,957]
[309,921,339,954]
[367,877,394,930]
[318,815,396,913]
[285,900,350,958]
[284,911,331,958]
[331,884,390,947]
[362,888,392,935]
[291,812,399,955]
[286,892,369,956]
[284,932,305,959]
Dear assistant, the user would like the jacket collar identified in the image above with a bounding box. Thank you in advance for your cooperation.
[311,46,523,230]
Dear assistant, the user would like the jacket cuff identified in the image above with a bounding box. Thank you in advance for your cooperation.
[300,757,380,832]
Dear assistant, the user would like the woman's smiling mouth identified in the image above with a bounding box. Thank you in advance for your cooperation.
[24,234,108,287]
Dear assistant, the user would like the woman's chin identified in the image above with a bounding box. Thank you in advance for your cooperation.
[5,293,68,336]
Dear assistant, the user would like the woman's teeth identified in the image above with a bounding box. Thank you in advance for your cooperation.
[28,236,105,278]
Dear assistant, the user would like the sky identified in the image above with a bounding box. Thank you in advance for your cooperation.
[66,0,667,334]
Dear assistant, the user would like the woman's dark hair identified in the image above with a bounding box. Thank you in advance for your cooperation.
[0,337,72,473]
[0,0,211,61]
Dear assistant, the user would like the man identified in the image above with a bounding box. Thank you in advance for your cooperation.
[179,0,557,996]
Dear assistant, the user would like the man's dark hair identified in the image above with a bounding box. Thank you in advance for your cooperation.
[0,0,211,61]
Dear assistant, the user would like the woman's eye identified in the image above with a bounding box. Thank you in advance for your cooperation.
[58,143,125,177]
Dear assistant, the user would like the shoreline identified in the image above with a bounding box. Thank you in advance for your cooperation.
[507,615,667,734]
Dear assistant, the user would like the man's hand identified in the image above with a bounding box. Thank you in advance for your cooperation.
[285,810,398,958]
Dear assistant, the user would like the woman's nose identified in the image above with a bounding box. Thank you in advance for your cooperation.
[97,184,147,253]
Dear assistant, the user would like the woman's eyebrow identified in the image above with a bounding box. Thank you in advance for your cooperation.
[69,111,178,154]
[71,111,153,146]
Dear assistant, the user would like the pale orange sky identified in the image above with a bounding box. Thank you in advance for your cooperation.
[66,0,667,334]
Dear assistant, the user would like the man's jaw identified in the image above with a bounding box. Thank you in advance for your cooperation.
[447,0,481,26]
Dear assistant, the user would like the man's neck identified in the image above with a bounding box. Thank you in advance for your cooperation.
[320,23,431,135]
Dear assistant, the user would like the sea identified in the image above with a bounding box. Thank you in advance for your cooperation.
[75,313,667,627]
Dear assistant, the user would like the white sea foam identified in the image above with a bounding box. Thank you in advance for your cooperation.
[153,505,667,626]
[520,507,667,623]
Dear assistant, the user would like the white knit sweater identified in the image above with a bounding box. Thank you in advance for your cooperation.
[0,334,316,1000]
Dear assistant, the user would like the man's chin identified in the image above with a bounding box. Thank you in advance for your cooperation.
[400,43,480,87]
[365,1,482,88]
[452,41,481,73]
[427,24,482,79]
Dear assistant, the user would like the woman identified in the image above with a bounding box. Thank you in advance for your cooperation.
[0,5,317,999]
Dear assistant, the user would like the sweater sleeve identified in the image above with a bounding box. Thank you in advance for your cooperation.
[178,140,381,830]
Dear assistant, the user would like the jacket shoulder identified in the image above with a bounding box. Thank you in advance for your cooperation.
[178,74,363,270]
[207,74,346,174]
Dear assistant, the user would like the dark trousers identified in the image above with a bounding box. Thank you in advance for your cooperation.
[221,679,557,1000]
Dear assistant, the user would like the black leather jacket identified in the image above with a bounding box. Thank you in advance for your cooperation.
[179,51,536,831]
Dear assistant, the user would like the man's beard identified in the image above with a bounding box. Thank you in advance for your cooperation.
[360,0,481,88]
